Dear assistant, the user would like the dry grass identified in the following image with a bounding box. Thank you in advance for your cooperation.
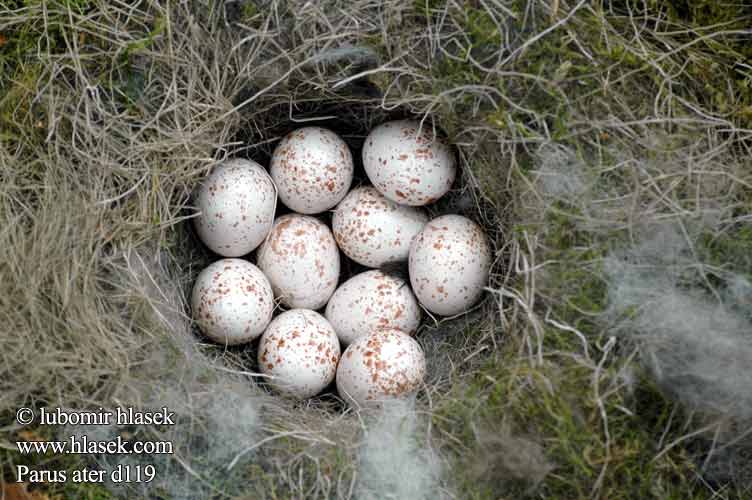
[1,0,751,498]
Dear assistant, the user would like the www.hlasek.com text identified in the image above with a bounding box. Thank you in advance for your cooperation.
[17,435,174,455]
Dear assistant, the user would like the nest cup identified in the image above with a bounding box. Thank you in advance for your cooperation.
[184,89,505,405]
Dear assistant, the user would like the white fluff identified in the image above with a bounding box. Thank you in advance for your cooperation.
[356,398,444,500]
[605,224,752,421]
[533,143,587,200]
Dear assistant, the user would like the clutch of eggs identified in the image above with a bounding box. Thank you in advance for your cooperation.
[190,122,491,404]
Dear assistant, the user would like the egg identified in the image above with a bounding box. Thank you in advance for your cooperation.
[191,258,274,345]
[257,214,340,309]
[409,214,492,316]
[331,186,428,268]
[362,120,456,206]
[269,127,354,214]
[257,309,340,399]
[193,158,277,257]
[325,270,421,345]
[336,328,426,407]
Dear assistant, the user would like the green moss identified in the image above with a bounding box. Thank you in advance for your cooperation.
[698,225,752,278]
[0,0,102,144]
[431,1,752,494]
[242,2,259,20]
[0,63,45,144]
[460,0,752,135]
[412,0,451,19]
[122,14,165,58]
[237,432,356,500]
[465,7,502,48]
[532,203,614,339]
[434,348,712,499]
[650,0,752,29]
[608,1,752,127]
[432,174,719,496]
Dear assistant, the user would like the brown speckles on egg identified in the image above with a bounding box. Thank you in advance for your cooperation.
[415,148,433,160]
[269,127,353,214]
[258,214,340,309]
[190,259,274,345]
[293,241,306,257]
[325,270,421,345]
[258,309,340,399]
[408,214,491,316]
[336,328,425,408]
[269,213,293,256]
[194,159,276,257]
[362,119,456,206]
[332,187,428,268]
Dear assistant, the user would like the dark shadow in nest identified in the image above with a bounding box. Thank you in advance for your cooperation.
[180,77,500,410]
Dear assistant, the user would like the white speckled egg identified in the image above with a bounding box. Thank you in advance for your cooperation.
[269,127,354,214]
[336,328,425,407]
[325,270,421,346]
[409,214,492,316]
[193,159,277,257]
[332,186,428,268]
[257,214,340,309]
[362,120,456,206]
[191,258,274,345]
[258,309,340,399]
